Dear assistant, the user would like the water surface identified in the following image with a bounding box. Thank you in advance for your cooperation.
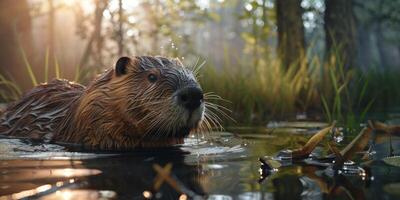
[0,119,399,200]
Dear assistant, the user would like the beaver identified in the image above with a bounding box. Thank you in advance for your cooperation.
[0,56,209,150]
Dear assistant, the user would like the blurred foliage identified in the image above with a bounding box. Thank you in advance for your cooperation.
[73,0,211,71]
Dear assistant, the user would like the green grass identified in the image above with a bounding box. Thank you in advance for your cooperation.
[0,74,22,102]
[19,44,38,86]
[1,47,400,127]
[199,55,321,124]
[199,53,400,126]
[0,44,65,102]
[319,56,375,132]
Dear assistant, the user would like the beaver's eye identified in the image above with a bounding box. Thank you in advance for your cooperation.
[147,73,158,83]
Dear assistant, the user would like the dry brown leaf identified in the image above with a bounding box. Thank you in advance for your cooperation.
[369,121,400,136]
[292,123,336,158]
[328,142,345,169]
[340,127,372,161]
[369,120,388,131]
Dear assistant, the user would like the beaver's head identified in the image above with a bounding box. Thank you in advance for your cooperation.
[111,56,205,141]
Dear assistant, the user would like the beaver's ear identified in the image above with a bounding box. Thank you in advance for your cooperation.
[115,57,132,76]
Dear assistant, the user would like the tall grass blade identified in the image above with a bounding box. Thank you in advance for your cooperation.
[45,47,49,82]
[358,75,369,107]
[54,56,61,79]
[360,98,375,122]
[19,46,38,86]
[74,64,81,83]
[321,95,332,122]
[13,21,37,86]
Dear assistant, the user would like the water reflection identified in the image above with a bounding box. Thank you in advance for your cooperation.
[41,189,117,200]
[0,148,209,199]
[257,162,370,199]
[0,121,398,199]
[0,160,98,196]
[0,167,101,182]
[81,150,207,199]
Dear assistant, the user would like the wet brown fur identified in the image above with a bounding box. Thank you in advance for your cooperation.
[0,56,195,150]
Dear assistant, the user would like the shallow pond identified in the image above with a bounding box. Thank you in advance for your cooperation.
[0,119,399,200]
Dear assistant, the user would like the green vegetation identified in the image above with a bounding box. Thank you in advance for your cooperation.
[199,55,316,124]
[199,53,400,126]
[0,74,22,102]
[0,45,67,102]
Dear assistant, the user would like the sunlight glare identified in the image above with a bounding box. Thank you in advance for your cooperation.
[60,190,73,200]
[197,0,210,10]
[143,190,152,199]
[108,0,140,12]
[59,0,95,13]
[36,184,52,193]
[62,168,74,177]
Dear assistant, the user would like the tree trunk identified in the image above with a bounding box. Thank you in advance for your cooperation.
[118,0,124,56]
[375,23,389,70]
[93,0,108,67]
[79,0,108,70]
[252,14,259,68]
[0,0,33,88]
[276,0,305,71]
[46,0,55,82]
[324,0,357,69]
[48,0,55,54]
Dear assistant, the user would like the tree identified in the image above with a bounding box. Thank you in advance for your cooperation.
[324,0,357,69]
[276,0,305,71]
[354,0,400,70]
[48,0,55,55]
[117,0,124,56]
[78,0,108,72]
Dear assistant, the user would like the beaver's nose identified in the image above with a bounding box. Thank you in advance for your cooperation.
[177,87,204,111]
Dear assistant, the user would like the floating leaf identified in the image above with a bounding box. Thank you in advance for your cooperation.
[383,156,400,167]
[266,159,282,169]
[383,183,400,196]
[292,123,336,158]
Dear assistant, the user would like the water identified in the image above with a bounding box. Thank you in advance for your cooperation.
[0,120,399,200]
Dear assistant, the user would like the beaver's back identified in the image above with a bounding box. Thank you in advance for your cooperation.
[0,79,84,140]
